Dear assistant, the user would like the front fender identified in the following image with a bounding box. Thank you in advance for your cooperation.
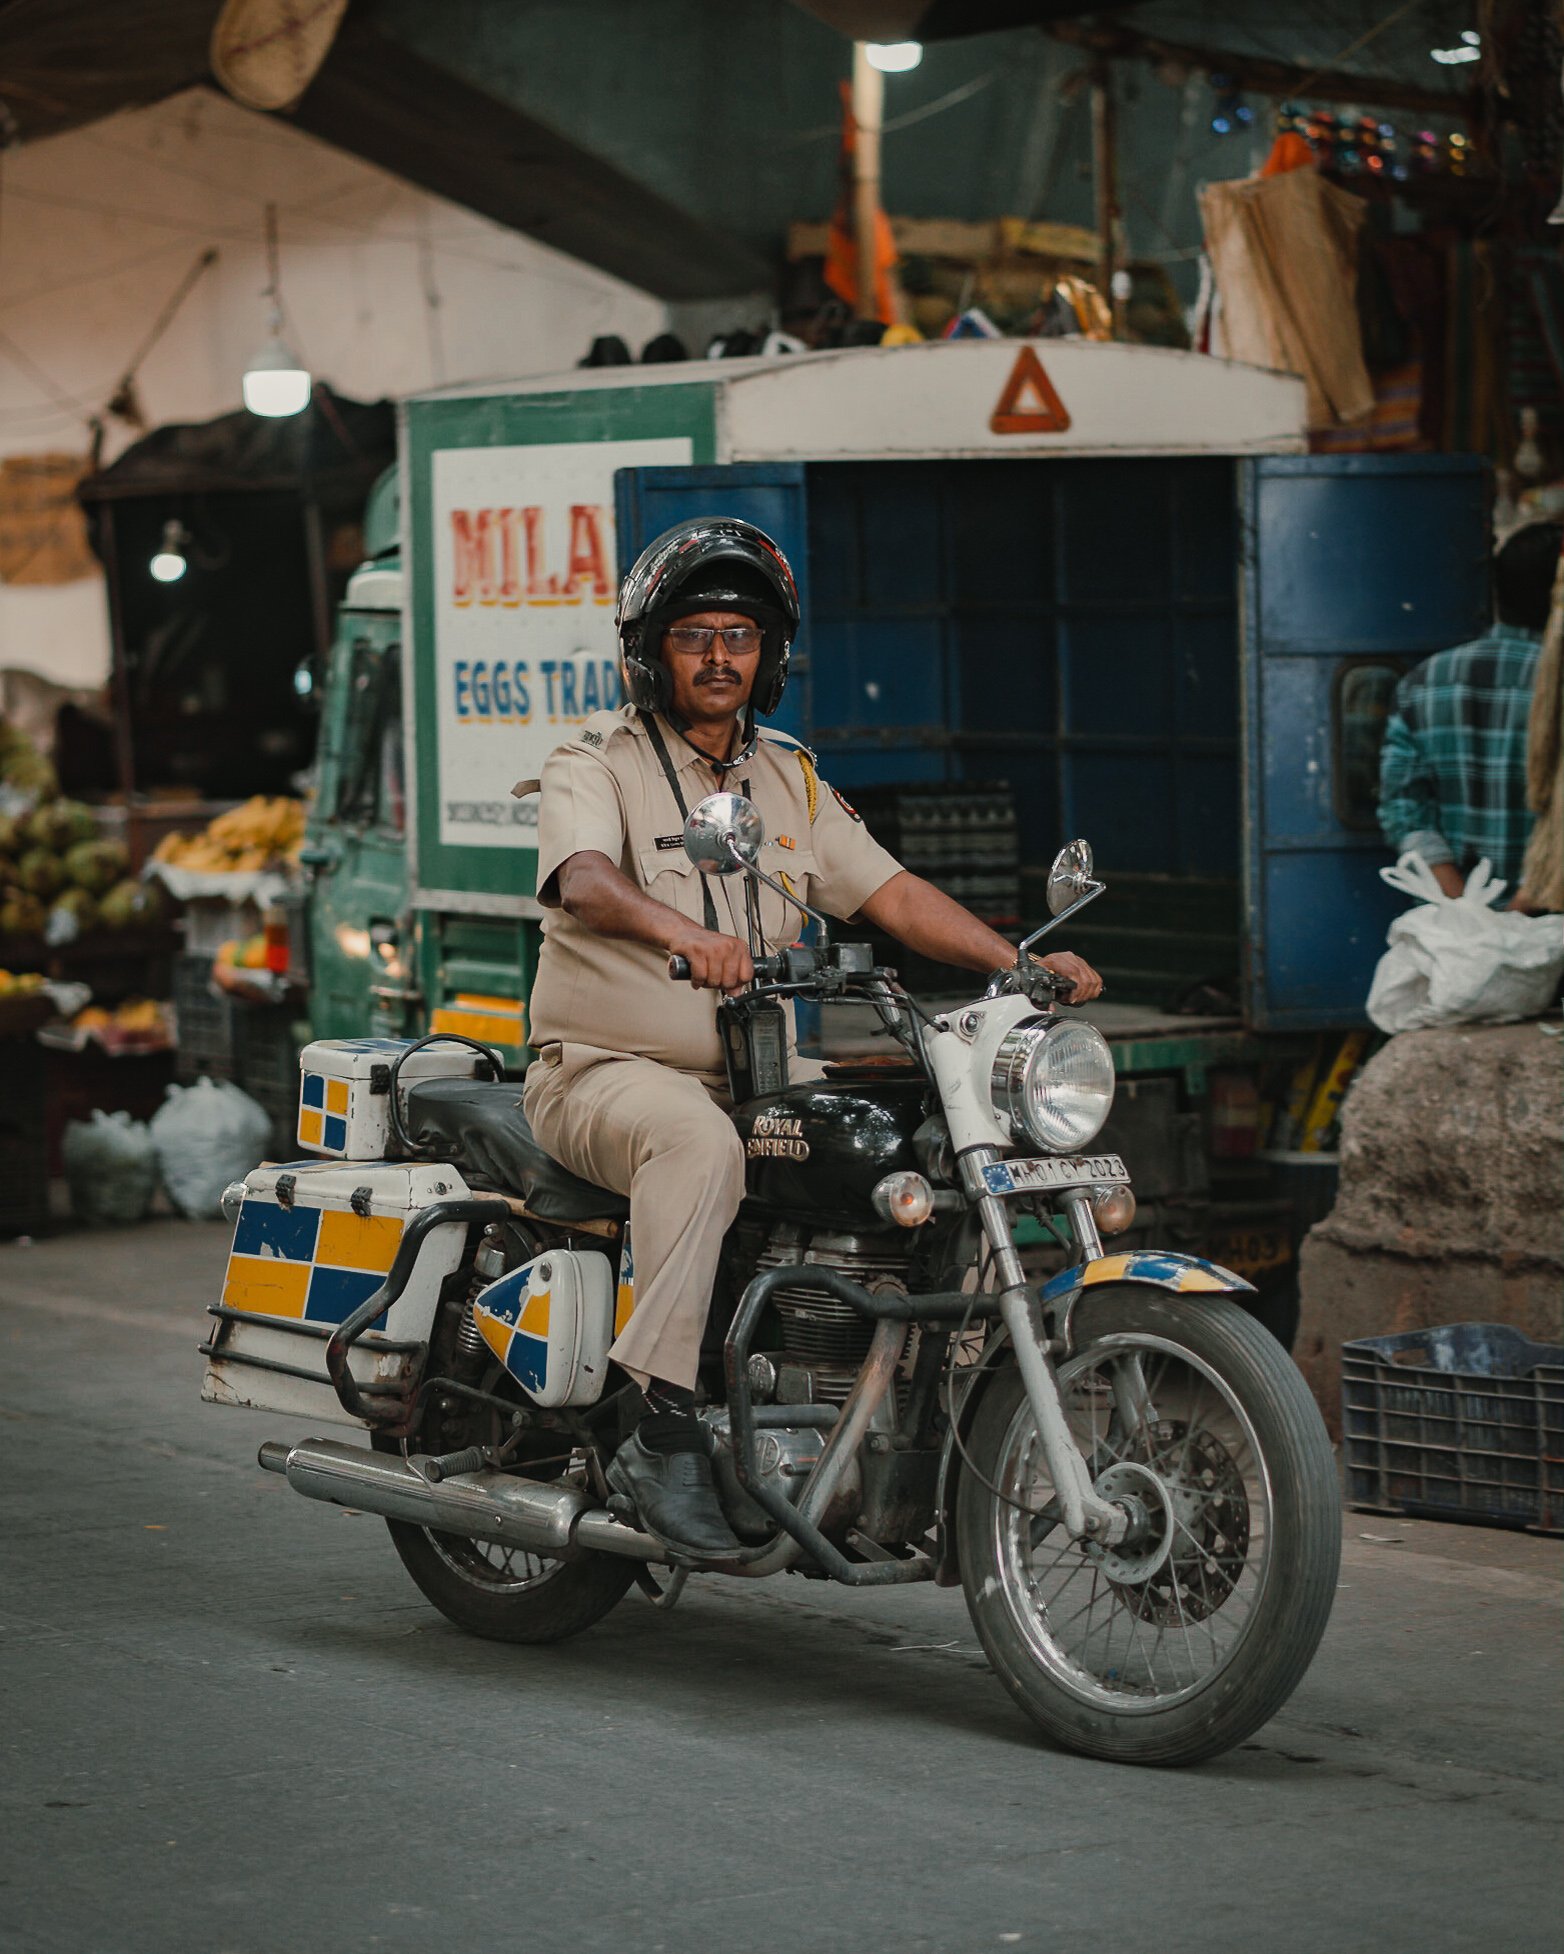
[930,1251,1256,1584]
[1041,1249,1255,1356]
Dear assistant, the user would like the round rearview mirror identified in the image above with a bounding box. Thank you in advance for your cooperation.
[1046,838,1095,915]
[684,793,765,875]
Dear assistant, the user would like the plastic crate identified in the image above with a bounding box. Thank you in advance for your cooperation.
[171,952,241,1082]
[1342,1323,1564,1536]
[236,1005,302,1151]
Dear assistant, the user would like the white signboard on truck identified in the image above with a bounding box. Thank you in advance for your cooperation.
[430,436,691,849]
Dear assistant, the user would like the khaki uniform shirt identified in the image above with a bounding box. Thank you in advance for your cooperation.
[528,707,903,1087]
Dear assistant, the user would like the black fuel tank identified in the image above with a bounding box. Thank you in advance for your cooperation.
[734,1074,929,1227]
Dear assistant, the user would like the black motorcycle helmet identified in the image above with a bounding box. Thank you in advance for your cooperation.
[616,516,800,719]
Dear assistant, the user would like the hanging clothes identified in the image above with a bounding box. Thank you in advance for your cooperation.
[1199,168,1375,426]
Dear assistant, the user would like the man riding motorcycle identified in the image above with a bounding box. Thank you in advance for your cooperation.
[522,516,1103,1557]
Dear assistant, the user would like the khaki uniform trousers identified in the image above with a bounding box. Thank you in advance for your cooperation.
[523,1045,744,1392]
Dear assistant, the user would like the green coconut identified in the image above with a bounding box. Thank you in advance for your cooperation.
[63,837,129,895]
[52,886,99,933]
[99,877,166,929]
[2,749,57,804]
[16,847,64,900]
[0,889,47,937]
[25,799,97,853]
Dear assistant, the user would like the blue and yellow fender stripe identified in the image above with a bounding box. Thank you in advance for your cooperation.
[1040,1248,1255,1313]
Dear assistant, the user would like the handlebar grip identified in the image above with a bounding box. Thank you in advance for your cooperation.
[667,955,693,982]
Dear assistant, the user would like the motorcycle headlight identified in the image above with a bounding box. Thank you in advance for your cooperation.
[989,1016,1115,1153]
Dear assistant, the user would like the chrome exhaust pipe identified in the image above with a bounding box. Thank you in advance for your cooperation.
[257,1438,666,1563]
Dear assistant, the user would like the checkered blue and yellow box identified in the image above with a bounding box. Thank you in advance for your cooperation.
[298,1070,352,1152]
[296,1037,506,1160]
[222,1196,404,1327]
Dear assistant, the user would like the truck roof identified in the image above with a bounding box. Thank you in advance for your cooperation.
[404,341,1308,460]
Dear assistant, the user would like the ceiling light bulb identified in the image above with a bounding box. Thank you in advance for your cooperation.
[150,518,188,583]
[243,331,312,417]
[865,41,922,72]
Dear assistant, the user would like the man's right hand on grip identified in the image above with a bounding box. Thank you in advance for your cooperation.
[664,925,753,993]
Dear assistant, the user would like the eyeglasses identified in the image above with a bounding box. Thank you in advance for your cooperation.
[663,625,762,656]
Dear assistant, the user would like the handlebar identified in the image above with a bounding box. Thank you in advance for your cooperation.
[667,952,785,984]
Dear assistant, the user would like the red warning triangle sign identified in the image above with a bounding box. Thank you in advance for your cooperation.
[989,345,1071,435]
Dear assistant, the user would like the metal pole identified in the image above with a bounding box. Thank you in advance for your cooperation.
[1090,59,1121,339]
[851,43,885,322]
[97,502,143,862]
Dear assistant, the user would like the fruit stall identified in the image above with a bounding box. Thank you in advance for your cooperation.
[0,713,308,1234]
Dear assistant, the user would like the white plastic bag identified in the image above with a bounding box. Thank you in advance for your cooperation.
[150,1078,272,1218]
[61,1109,158,1226]
[1366,853,1564,1034]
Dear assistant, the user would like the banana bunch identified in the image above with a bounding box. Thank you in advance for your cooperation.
[152,796,306,874]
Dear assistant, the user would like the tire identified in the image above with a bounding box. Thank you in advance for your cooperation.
[370,1401,635,1647]
[955,1287,1339,1766]
[383,1513,634,1645]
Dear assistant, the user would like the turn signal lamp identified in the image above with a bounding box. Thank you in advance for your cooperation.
[872,1171,934,1228]
[1091,1184,1137,1236]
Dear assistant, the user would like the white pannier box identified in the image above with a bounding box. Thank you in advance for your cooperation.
[201,1159,472,1427]
[296,1037,499,1160]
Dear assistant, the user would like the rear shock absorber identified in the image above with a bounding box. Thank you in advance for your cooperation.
[457,1223,508,1363]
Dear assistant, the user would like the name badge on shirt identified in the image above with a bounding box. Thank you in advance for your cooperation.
[655,834,684,851]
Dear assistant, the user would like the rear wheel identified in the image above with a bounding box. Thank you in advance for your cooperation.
[956,1287,1339,1765]
[384,1507,634,1645]
[374,1388,633,1645]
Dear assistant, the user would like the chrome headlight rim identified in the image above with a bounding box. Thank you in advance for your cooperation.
[989,1014,1115,1154]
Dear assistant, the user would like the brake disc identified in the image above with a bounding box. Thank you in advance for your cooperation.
[1131,1424,1250,1624]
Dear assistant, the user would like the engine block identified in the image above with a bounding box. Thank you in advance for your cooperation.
[753,1229,912,1405]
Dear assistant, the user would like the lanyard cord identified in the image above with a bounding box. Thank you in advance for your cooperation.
[643,712,751,935]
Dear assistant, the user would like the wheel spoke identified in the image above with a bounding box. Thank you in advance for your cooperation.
[989,1331,1275,1712]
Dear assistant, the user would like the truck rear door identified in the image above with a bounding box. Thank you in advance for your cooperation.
[1240,455,1489,1029]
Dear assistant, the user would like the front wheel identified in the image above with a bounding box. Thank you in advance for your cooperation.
[956,1288,1339,1766]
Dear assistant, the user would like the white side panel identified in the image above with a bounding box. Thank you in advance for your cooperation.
[201,1162,473,1428]
[722,341,1308,461]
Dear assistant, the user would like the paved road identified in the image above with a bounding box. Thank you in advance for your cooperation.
[3,1221,1559,1954]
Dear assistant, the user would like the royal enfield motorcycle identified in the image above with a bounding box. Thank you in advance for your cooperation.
[202,803,1340,1767]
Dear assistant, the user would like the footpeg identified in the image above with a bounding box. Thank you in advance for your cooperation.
[607,1492,639,1526]
[418,1446,487,1483]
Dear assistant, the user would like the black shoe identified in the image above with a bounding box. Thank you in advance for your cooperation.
[606,1426,741,1559]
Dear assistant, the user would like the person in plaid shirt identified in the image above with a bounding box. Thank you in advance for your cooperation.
[1378,520,1561,902]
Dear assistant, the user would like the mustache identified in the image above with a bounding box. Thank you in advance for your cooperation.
[695,668,742,684]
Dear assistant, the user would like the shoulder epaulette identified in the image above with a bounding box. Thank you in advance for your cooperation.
[566,706,636,756]
[757,726,817,762]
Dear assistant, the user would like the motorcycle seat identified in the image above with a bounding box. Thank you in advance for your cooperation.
[402,1077,629,1224]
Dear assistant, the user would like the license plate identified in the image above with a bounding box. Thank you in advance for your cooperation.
[1209,1225,1292,1283]
[982,1154,1129,1197]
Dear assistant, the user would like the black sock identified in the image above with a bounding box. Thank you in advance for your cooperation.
[638,1379,702,1453]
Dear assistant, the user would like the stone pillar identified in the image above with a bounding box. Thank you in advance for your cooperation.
[1296,1022,1564,1435]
